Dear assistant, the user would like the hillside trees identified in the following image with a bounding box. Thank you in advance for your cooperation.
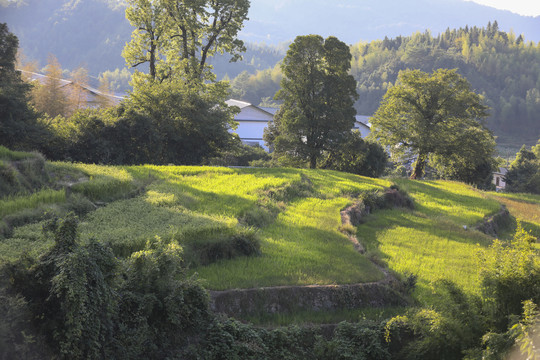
[264,35,358,169]
[370,68,494,182]
[0,23,42,150]
[227,23,540,143]
[351,24,540,141]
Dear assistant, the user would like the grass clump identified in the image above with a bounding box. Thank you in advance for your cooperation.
[68,164,139,202]
[0,146,35,161]
[0,148,50,198]
[0,189,66,219]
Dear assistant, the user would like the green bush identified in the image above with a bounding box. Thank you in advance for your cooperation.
[206,143,271,167]
[3,214,213,359]
[238,205,277,228]
[316,321,391,360]
[505,145,540,194]
[183,227,261,266]
[321,132,388,178]
[478,222,540,330]
[385,280,484,360]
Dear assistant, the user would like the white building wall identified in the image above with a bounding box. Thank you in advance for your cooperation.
[234,121,269,149]
[353,121,371,138]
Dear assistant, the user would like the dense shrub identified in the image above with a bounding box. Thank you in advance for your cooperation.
[2,214,212,359]
[385,280,484,360]
[115,237,211,359]
[316,321,391,360]
[4,214,117,359]
[505,144,540,194]
[321,131,388,177]
[206,142,271,167]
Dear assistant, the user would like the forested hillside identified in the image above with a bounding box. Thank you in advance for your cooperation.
[2,0,539,77]
[351,23,540,143]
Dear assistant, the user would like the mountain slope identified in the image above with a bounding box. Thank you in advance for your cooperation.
[1,0,538,77]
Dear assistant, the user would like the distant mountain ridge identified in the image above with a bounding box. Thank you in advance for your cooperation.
[242,0,540,45]
[1,0,538,77]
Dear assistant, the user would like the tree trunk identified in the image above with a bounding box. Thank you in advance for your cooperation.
[410,152,427,179]
[310,155,317,169]
[149,42,156,80]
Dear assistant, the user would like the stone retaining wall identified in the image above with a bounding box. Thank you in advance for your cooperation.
[209,281,408,317]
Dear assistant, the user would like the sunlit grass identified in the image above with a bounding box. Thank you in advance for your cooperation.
[5,161,534,315]
[393,179,501,225]
[0,146,34,161]
[360,179,500,304]
[492,192,540,205]
[0,189,66,218]
[195,196,385,290]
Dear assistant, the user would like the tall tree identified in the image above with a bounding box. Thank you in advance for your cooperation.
[31,54,69,118]
[369,68,491,179]
[0,23,40,149]
[68,65,90,115]
[123,0,249,83]
[264,35,358,169]
[123,0,169,82]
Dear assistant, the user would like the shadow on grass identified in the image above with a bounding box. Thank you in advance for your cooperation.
[392,179,500,225]
[358,208,494,264]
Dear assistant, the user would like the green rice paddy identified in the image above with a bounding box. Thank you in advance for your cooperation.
[2,157,539,311]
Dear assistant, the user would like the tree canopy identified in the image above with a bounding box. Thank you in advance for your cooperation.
[123,0,249,83]
[370,68,494,182]
[264,35,358,169]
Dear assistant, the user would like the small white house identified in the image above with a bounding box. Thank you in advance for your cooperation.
[353,115,371,138]
[493,167,508,191]
[226,99,277,149]
[226,99,371,150]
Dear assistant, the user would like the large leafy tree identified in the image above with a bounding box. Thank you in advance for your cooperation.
[123,0,249,83]
[265,35,358,169]
[119,0,247,165]
[370,68,492,180]
[126,78,238,165]
[0,23,41,149]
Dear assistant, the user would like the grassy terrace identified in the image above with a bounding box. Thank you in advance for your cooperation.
[2,164,392,289]
[2,155,539,318]
[360,179,501,304]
